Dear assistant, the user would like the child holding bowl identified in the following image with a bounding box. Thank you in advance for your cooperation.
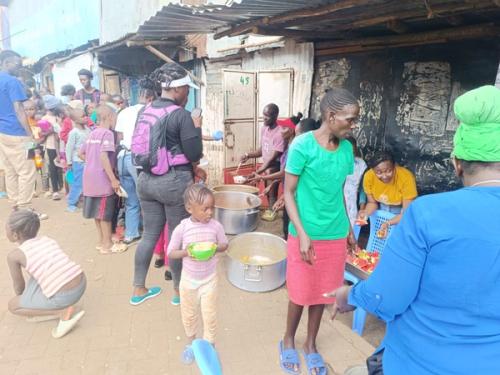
[168,184,228,364]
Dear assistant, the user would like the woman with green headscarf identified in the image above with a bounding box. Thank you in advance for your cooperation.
[326,85,500,375]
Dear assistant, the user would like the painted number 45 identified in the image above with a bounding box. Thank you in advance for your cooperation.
[240,76,250,85]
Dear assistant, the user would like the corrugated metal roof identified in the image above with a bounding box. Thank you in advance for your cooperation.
[136,0,331,39]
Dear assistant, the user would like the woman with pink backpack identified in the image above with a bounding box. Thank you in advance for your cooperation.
[130,63,203,306]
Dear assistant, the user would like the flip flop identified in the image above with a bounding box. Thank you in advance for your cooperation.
[51,310,85,339]
[129,286,162,306]
[303,351,328,375]
[100,243,128,254]
[279,340,301,374]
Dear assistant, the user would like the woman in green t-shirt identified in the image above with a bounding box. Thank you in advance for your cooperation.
[279,88,358,375]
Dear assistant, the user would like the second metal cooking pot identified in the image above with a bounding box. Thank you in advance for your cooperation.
[226,232,287,292]
[213,191,261,235]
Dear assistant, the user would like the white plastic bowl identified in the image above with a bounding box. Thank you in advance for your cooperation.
[233,175,246,184]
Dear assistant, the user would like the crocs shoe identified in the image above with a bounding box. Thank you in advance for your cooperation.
[181,345,194,365]
[129,287,162,306]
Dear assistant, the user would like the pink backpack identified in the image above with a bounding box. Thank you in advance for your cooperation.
[131,104,190,175]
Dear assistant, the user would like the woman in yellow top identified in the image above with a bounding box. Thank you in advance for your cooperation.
[358,151,417,230]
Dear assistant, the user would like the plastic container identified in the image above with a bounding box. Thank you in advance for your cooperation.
[188,242,217,261]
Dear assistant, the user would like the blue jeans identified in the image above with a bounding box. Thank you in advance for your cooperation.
[67,161,84,208]
[118,154,141,239]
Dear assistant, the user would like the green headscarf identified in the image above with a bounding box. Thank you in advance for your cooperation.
[452,85,500,162]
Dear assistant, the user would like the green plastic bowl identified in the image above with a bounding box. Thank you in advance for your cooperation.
[188,242,217,261]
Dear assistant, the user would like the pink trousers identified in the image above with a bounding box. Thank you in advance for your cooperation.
[154,223,169,267]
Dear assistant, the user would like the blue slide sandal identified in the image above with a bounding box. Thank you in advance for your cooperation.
[279,340,301,374]
[304,352,328,375]
[192,339,223,375]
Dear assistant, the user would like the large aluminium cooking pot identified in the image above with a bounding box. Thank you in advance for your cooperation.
[212,184,259,195]
[226,232,286,292]
[214,191,261,235]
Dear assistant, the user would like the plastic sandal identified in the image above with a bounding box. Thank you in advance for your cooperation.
[171,295,180,306]
[129,287,162,306]
[181,345,194,365]
[304,351,328,375]
[51,310,85,339]
[100,243,128,254]
[279,341,301,374]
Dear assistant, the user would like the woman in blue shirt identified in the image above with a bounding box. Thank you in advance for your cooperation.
[328,85,500,375]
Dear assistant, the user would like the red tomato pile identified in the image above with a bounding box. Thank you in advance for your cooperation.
[347,248,381,274]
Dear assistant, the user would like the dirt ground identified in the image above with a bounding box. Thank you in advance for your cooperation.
[0,196,383,375]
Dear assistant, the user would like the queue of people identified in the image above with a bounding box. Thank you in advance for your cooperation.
[2,46,500,375]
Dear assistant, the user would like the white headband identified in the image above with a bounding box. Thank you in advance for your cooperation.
[161,75,200,90]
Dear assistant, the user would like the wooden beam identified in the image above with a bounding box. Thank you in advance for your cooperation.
[126,40,179,47]
[386,19,410,33]
[216,37,285,53]
[250,26,352,40]
[213,0,384,40]
[445,15,464,26]
[337,0,493,31]
[143,45,204,86]
[316,39,449,56]
[315,23,499,55]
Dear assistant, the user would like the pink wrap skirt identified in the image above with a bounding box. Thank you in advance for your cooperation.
[286,235,347,306]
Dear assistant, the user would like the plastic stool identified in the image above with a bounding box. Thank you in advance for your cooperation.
[345,211,395,336]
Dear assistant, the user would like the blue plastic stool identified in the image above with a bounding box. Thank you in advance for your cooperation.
[344,210,396,335]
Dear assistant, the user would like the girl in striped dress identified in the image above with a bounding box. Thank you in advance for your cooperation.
[6,208,86,338]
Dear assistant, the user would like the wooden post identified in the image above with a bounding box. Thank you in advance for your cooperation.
[144,45,204,86]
